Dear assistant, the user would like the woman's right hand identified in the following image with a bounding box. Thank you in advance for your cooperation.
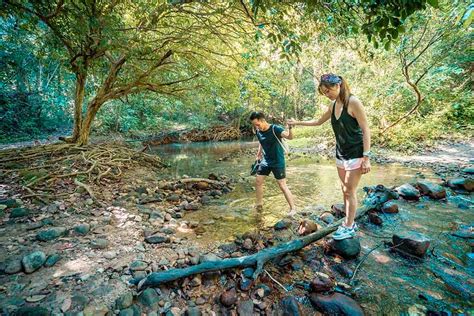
[287,118,298,126]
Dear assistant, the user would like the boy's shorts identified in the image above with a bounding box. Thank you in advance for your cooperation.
[256,165,286,180]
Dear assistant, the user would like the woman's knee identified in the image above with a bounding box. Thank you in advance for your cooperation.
[256,177,264,186]
[342,186,356,198]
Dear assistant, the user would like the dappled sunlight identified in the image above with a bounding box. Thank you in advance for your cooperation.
[53,257,94,278]
[373,252,391,264]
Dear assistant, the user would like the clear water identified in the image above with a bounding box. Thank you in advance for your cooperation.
[149,140,474,314]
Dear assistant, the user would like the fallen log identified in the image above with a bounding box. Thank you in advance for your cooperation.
[139,186,395,289]
[139,206,370,289]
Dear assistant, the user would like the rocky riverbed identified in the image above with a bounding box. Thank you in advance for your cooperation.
[0,140,473,315]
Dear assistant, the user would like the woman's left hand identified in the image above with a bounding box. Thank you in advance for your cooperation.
[361,157,371,174]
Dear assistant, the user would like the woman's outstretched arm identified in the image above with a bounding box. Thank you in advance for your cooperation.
[288,106,332,127]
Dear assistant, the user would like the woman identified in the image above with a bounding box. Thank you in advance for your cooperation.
[288,73,371,240]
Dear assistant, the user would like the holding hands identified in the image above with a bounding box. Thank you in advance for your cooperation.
[287,118,297,128]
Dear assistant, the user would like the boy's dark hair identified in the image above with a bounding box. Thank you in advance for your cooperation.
[249,111,265,121]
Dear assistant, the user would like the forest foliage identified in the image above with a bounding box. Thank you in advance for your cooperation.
[1,0,472,149]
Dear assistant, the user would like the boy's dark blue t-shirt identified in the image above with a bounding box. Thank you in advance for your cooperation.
[256,124,285,168]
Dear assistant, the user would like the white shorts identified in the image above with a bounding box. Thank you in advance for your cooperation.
[336,157,363,171]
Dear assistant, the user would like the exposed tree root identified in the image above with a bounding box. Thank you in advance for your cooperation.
[0,143,165,204]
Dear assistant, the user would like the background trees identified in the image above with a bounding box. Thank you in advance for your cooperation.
[1,0,471,149]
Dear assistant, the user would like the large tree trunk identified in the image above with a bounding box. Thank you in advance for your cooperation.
[76,98,104,145]
[61,72,87,143]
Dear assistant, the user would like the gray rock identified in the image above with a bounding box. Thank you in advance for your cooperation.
[166,194,180,202]
[116,292,134,310]
[199,253,221,263]
[320,212,335,224]
[280,296,304,315]
[200,195,212,204]
[83,303,109,316]
[104,251,117,259]
[396,183,420,200]
[160,227,176,235]
[237,299,254,315]
[392,231,431,257]
[90,238,109,249]
[5,259,22,274]
[71,294,90,311]
[327,238,361,259]
[36,227,67,241]
[74,223,90,235]
[447,177,474,192]
[119,304,141,316]
[145,233,170,244]
[220,287,237,307]
[149,211,163,220]
[13,306,51,316]
[186,306,202,316]
[219,242,238,253]
[44,254,61,267]
[184,202,200,211]
[242,238,253,250]
[309,293,364,316]
[463,167,474,174]
[10,207,30,218]
[242,267,254,279]
[0,198,20,208]
[132,270,147,281]
[129,260,148,271]
[22,251,46,273]
[138,288,160,309]
[381,201,399,213]
[416,181,446,199]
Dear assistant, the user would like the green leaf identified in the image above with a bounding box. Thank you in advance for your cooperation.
[427,0,439,8]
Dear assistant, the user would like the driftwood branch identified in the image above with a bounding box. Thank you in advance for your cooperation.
[139,206,371,289]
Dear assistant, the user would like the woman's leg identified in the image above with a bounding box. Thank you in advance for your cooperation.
[341,168,362,227]
[337,167,347,218]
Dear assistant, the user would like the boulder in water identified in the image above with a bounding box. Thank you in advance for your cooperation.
[381,201,399,214]
[447,178,474,192]
[310,272,335,293]
[309,292,364,316]
[368,212,383,225]
[392,231,431,258]
[331,204,345,218]
[451,224,474,239]
[395,183,420,200]
[326,238,361,259]
[416,181,446,199]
